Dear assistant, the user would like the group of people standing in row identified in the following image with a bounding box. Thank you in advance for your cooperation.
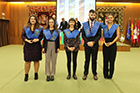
[21,9,120,82]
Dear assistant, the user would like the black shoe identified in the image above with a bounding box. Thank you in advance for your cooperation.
[24,74,28,82]
[34,73,38,80]
[46,76,50,81]
[107,76,112,79]
[93,75,98,81]
[104,76,107,79]
[67,75,71,80]
[82,75,87,80]
[50,76,54,81]
[73,75,77,80]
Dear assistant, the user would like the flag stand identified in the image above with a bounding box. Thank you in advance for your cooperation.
[131,40,139,47]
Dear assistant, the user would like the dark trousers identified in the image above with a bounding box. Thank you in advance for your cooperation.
[103,43,117,78]
[65,50,78,76]
[84,47,98,76]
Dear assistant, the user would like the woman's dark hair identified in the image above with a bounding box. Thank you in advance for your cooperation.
[45,17,59,33]
[25,14,40,29]
[67,18,77,30]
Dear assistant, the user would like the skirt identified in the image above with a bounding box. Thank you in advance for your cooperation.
[23,42,42,62]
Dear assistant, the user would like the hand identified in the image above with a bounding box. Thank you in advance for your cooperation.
[69,47,73,51]
[32,39,39,42]
[67,46,73,51]
[87,42,90,47]
[105,42,112,47]
[25,39,33,44]
[57,49,60,53]
[42,48,45,53]
[72,47,75,50]
[71,47,75,51]
[87,41,94,47]
[91,41,95,46]
[88,42,93,47]
[105,42,109,47]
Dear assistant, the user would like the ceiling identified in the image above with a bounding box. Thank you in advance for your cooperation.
[7,0,56,2]
[6,0,140,3]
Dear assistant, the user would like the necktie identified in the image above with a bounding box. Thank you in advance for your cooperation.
[90,21,93,30]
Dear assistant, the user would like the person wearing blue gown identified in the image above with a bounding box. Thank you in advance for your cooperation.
[42,17,60,81]
[82,9,102,80]
[21,14,43,82]
[102,13,120,79]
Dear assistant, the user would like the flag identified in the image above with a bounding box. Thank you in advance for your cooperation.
[133,20,137,43]
[131,20,134,43]
[137,20,140,43]
[126,20,131,42]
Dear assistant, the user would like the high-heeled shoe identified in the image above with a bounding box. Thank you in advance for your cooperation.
[93,75,98,81]
[24,74,28,82]
[34,73,38,80]
[82,75,87,80]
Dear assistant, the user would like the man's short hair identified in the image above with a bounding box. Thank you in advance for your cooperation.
[89,9,96,14]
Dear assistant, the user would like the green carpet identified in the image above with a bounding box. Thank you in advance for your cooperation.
[0,45,140,93]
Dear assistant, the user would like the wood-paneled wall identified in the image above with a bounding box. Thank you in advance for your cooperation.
[0,19,9,47]
[97,3,140,46]
[0,0,10,47]
[0,0,9,20]
[9,2,56,44]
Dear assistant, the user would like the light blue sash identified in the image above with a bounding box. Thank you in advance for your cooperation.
[43,29,59,41]
[24,26,43,39]
[103,24,119,38]
[83,21,100,38]
[63,29,80,39]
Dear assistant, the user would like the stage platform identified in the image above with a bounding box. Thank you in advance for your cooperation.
[60,42,130,51]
